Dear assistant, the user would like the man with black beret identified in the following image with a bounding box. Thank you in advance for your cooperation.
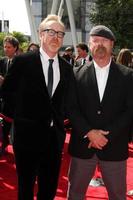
[89,25,116,41]
[67,25,133,200]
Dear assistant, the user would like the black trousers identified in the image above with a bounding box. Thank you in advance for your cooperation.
[13,129,62,200]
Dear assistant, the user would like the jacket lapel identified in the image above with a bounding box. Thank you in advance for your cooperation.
[86,61,118,106]
[33,51,49,96]
[87,63,101,104]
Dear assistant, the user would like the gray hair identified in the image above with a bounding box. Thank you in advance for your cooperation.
[39,14,65,33]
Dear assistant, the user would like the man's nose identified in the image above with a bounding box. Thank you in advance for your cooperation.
[97,40,103,45]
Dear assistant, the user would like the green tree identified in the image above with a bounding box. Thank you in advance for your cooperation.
[89,0,133,50]
[0,32,6,57]
[12,31,30,52]
[12,31,28,44]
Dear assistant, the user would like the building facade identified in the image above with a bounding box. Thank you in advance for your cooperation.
[31,0,95,47]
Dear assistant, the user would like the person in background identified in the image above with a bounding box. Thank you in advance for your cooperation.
[0,36,19,86]
[62,46,75,65]
[75,42,92,67]
[116,48,133,68]
[67,25,133,200]
[0,35,19,155]
[27,42,40,52]
[1,14,76,200]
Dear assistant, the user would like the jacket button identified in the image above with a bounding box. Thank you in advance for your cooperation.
[97,110,101,115]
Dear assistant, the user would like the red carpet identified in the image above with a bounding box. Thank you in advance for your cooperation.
[1,134,133,200]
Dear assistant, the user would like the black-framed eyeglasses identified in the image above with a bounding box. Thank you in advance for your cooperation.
[43,29,65,38]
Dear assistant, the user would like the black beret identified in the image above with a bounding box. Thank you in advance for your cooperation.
[89,25,116,41]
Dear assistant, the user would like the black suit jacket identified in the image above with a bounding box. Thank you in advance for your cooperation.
[0,57,14,77]
[0,57,8,77]
[68,60,133,161]
[1,50,75,151]
[74,58,85,68]
[0,57,13,112]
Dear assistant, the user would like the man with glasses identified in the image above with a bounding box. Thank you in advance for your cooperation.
[43,28,65,38]
[1,14,75,200]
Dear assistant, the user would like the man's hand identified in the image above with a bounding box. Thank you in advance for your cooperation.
[87,129,109,150]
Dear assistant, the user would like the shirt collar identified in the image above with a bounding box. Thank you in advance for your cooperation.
[93,58,111,71]
[40,47,58,62]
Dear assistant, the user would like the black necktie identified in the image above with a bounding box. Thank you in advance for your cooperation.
[47,59,54,97]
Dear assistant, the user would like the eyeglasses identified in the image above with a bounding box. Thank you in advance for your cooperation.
[43,29,65,38]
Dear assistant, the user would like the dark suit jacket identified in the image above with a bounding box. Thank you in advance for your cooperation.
[0,57,8,77]
[0,57,11,112]
[1,50,75,151]
[68,60,133,161]
[0,57,14,76]
[74,58,85,68]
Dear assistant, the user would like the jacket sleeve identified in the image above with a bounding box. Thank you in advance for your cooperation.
[105,70,133,142]
[65,66,91,139]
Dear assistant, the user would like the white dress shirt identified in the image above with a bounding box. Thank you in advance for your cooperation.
[40,47,60,96]
[94,60,111,102]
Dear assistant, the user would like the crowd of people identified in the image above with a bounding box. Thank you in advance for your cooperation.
[0,14,133,200]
